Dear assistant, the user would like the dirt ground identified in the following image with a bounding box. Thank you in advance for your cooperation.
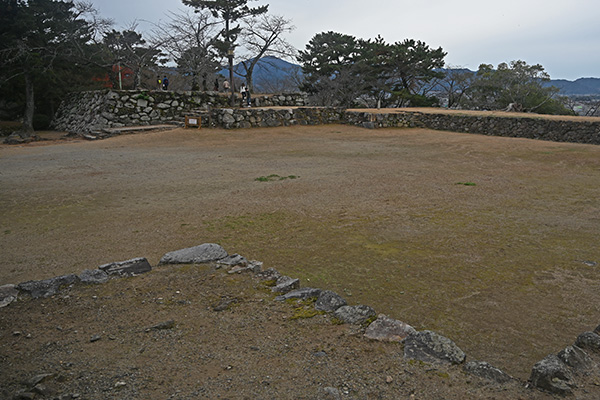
[1,124,600,399]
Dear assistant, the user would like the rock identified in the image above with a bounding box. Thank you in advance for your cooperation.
[575,331,600,354]
[0,284,18,308]
[275,288,322,301]
[217,254,248,267]
[315,290,347,312]
[403,330,466,365]
[90,334,101,342]
[333,305,376,325]
[271,276,300,294]
[558,345,595,372]
[212,297,238,312]
[145,320,176,331]
[17,274,79,299]
[255,268,281,282]
[322,387,342,400]
[159,243,228,264]
[4,131,39,144]
[362,122,376,129]
[529,354,574,395]
[25,373,54,388]
[13,392,36,400]
[98,257,151,276]
[463,361,513,383]
[79,269,109,284]
[364,314,416,342]
[227,261,263,274]
[247,260,263,273]
[222,113,235,124]
[32,383,54,397]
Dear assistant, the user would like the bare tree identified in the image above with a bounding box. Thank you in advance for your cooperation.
[438,66,475,108]
[103,23,163,90]
[148,10,221,91]
[236,14,296,92]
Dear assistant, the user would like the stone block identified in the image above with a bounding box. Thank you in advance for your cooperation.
[530,354,574,395]
[17,274,79,299]
[463,361,513,383]
[99,257,152,276]
[404,330,466,365]
[271,276,300,294]
[315,290,347,312]
[79,269,109,284]
[159,243,228,265]
[275,288,322,301]
[333,305,376,325]
[364,314,416,342]
[0,284,18,308]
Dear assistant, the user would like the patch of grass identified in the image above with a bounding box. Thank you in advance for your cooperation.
[254,174,299,182]
[135,92,150,101]
[455,182,477,186]
[288,297,323,320]
[261,279,277,287]
[361,314,378,327]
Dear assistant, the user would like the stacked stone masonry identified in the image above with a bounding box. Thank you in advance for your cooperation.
[51,90,308,134]
[52,90,600,146]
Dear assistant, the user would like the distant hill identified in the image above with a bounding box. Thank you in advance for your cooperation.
[543,78,600,96]
[219,56,302,93]
[436,68,600,96]
[220,59,599,96]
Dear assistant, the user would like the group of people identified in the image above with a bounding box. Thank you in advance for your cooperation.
[156,74,251,107]
[217,79,251,107]
[156,76,169,91]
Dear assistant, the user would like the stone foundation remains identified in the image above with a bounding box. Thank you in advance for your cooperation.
[51,90,600,145]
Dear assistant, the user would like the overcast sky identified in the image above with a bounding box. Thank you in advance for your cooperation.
[91,0,599,81]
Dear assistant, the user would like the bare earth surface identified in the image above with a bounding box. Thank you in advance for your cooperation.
[1,124,600,399]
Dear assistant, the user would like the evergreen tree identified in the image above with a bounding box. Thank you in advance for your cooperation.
[182,0,268,104]
[464,60,574,114]
[0,0,98,136]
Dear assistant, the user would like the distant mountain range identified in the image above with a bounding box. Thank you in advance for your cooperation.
[222,57,600,96]
[543,78,600,96]
[219,56,302,93]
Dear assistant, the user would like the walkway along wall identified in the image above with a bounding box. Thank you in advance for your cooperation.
[52,90,600,145]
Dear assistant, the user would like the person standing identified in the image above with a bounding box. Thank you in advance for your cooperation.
[245,87,252,107]
[214,78,219,92]
[162,76,169,90]
[157,76,162,90]
[223,80,230,92]
[240,83,247,106]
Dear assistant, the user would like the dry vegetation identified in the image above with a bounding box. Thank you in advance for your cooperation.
[1,124,599,398]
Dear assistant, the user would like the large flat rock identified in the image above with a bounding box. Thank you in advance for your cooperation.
[159,243,228,265]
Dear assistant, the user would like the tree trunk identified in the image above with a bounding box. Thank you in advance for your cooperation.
[23,72,35,133]
[226,19,235,106]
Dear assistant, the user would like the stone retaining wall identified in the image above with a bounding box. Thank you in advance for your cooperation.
[408,111,600,145]
[51,90,308,134]
[52,90,600,145]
